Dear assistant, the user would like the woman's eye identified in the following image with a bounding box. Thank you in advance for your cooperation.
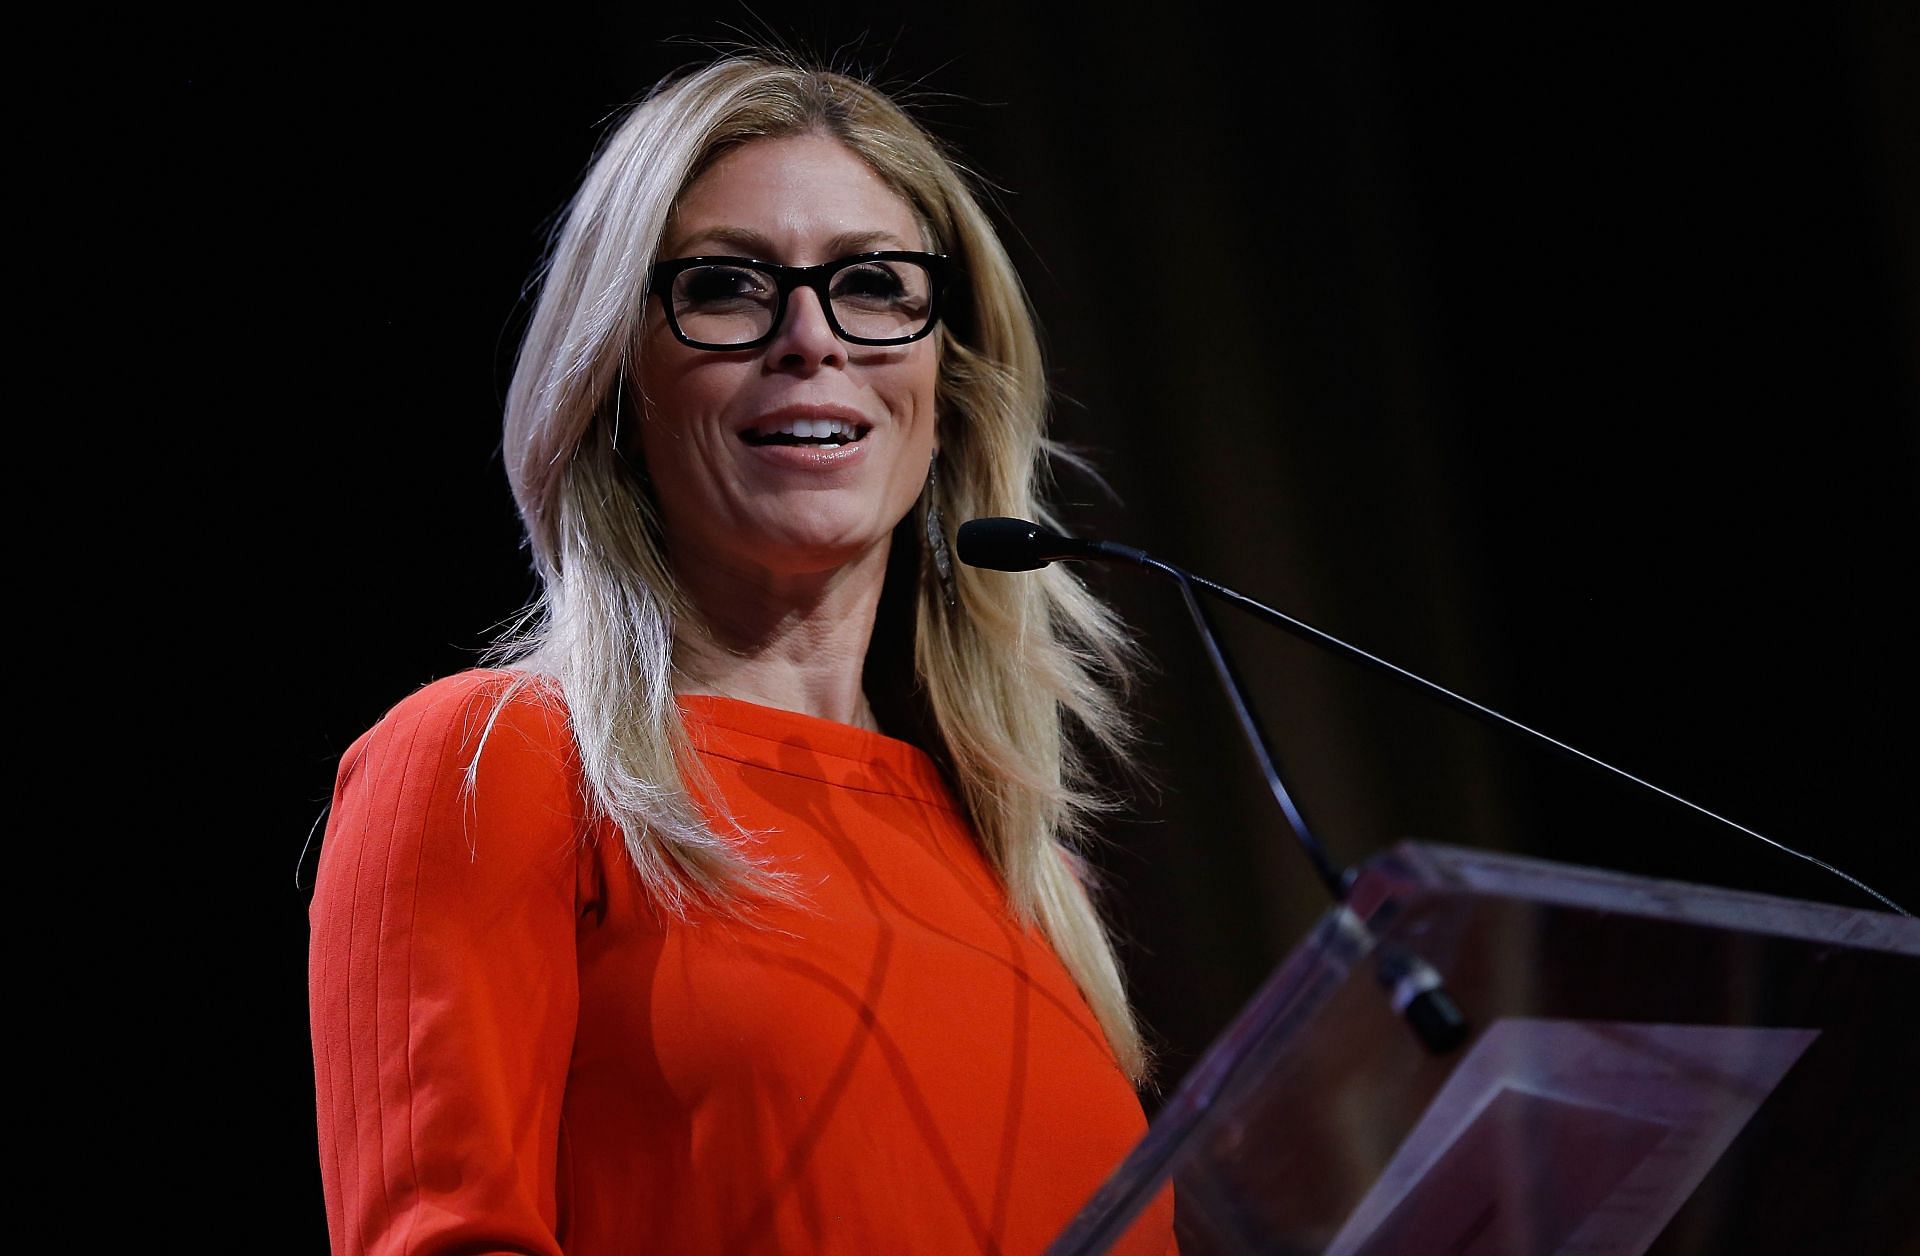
[832,264,909,303]
[680,266,771,305]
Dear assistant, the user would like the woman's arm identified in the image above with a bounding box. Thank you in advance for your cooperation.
[308,673,582,1256]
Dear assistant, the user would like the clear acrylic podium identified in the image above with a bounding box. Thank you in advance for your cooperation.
[1050,842,1920,1255]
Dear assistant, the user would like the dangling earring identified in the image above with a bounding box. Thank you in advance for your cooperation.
[925,455,957,610]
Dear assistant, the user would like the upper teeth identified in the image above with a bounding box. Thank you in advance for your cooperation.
[765,418,858,439]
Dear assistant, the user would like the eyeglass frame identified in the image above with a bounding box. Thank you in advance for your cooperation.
[645,251,954,351]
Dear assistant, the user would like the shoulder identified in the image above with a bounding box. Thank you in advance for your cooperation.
[355,666,570,745]
[336,668,575,793]
[328,669,584,861]
[315,669,585,917]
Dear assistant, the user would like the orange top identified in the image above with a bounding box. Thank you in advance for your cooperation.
[308,670,1174,1254]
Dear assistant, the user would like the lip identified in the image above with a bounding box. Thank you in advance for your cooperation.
[740,402,875,439]
[736,402,876,470]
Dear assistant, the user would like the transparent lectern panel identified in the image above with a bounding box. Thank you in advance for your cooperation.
[1052,842,1920,1256]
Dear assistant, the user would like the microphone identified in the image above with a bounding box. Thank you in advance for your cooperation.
[954,517,1106,570]
[959,516,1162,571]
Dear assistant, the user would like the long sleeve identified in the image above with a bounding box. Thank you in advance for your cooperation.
[309,674,583,1256]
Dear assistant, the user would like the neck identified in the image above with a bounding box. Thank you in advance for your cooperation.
[669,539,891,732]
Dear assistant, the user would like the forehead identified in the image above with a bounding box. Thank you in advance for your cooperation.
[664,133,926,259]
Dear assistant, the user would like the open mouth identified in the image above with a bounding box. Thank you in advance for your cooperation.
[739,417,872,448]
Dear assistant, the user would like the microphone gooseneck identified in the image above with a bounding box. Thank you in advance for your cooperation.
[954,517,1909,920]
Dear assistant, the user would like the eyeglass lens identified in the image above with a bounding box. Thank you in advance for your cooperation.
[667,258,935,345]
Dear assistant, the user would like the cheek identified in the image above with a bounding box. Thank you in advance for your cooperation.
[908,349,942,449]
[634,329,685,426]
[634,344,720,460]
[632,360,721,534]
[893,359,942,485]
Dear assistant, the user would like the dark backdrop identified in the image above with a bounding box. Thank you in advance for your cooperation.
[160,4,1915,1244]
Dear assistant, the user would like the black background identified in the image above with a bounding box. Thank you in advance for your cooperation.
[156,4,1914,1244]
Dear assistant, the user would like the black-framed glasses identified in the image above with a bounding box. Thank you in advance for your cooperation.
[647,251,952,350]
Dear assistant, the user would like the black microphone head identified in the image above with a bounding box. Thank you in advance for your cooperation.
[956,517,1075,571]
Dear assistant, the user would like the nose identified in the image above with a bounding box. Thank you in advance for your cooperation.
[765,285,845,370]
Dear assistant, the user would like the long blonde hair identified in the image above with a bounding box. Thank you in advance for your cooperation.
[497,55,1147,1079]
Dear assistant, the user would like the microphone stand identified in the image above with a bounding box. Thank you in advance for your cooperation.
[1151,555,1471,1054]
[959,519,1471,1054]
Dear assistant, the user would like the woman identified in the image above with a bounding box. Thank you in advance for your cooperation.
[309,54,1173,1254]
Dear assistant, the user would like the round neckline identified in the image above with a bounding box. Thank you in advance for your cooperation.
[676,693,956,808]
[677,692,916,757]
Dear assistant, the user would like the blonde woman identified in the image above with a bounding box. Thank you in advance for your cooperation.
[309,54,1173,1254]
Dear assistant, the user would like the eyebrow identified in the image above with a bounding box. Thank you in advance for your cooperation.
[665,226,917,259]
